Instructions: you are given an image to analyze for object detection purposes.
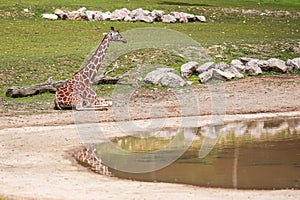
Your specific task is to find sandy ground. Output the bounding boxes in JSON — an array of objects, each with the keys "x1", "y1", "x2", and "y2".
[{"x1": 1, "y1": 75, "x2": 300, "y2": 200}]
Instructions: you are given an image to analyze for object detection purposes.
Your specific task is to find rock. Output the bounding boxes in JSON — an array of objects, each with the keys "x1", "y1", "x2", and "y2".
[
  {"x1": 102, "y1": 11, "x2": 111, "y2": 20},
  {"x1": 240, "y1": 57, "x2": 254, "y2": 65},
  {"x1": 199, "y1": 70, "x2": 213, "y2": 83},
  {"x1": 42, "y1": 14, "x2": 58, "y2": 20},
  {"x1": 225, "y1": 66, "x2": 244, "y2": 79},
  {"x1": 86, "y1": 11, "x2": 103, "y2": 21},
  {"x1": 199, "y1": 69, "x2": 235, "y2": 83},
  {"x1": 64, "y1": 7, "x2": 87, "y2": 20},
  {"x1": 77, "y1": 7, "x2": 87, "y2": 13},
  {"x1": 267, "y1": 58, "x2": 287, "y2": 73},
  {"x1": 196, "y1": 15, "x2": 206, "y2": 22},
  {"x1": 124, "y1": 15, "x2": 133, "y2": 22},
  {"x1": 151, "y1": 10, "x2": 165, "y2": 21},
  {"x1": 160, "y1": 72, "x2": 186, "y2": 87},
  {"x1": 185, "y1": 13, "x2": 196, "y2": 22},
  {"x1": 111, "y1": 8, "x2": 130, "y2": 21},
  {"x1": 215, "y1": 62, "x2": 229, "y2": 71},
  {"x1": 67, "y1": 9, "x2": 88, "y2": 20},
  {"x1": 286, "y1": 58, "x2": 300, "y2": 72},
  {"x1": 257, "y1": 60, "x2": 270, "y2": 72},
  {"x1": 144, "y1": 68, "x2": 186, "y2": 87},
  {"x1": 181, "y1": 61, "x2": 199, "y2": 78},
  {"x1": 141, "y1": 16, "x2": 154, "y2": 23},
  {"x1": 230, "y1": 59, "x2": 245, "y2": 72},
  {"x1": 170, "y1": 12, "x2": 188, "y2": 23},
  {"x1": 130, "y1": 8, "x2": 148, "y2": 21},
  {"x1": 162, "y1": 14, "x2": 177, "y2": 23},
  {"x1": 55, "y1": 9, "x2": 68, "y2": 19},
  {"x1": 196, "y1": 62, "x2": 215, "y2": 74},
  {"x1": 244, "y1": 59, "x2": 262, "y2": 75}
]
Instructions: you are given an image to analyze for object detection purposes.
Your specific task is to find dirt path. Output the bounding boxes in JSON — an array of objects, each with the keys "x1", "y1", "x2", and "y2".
[{"x1": 1, "y1": 75, "x2": 300, "y2": 199}]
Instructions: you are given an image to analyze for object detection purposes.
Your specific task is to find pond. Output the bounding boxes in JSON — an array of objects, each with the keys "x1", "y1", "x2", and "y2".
[{"x1": 95, "y1": 117, "x2": 300, "y2": 189}]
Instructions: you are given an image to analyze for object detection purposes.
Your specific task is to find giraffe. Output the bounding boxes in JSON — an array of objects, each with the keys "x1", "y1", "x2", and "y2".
[{"x1": 55, "y1": 27, "x2": 126, "y2": 110}]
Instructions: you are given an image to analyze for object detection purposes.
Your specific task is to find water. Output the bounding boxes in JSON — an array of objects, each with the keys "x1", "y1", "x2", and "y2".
[{"x1": 96, "y1": 118, "x2": 300, "y2": 189}]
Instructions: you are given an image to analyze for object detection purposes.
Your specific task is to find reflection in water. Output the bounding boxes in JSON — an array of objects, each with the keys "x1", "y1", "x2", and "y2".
[{"x1": 97, "y1": 118, "x2": 300, "y2": 189}]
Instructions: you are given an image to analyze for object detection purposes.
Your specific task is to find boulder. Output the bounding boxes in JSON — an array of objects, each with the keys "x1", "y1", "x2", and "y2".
[
  {"x1": 160, "y1": 72, "x2": 186, "y2": 87},
  {"x1": 199, "y1": 69, "x2": 235, "y2": 83},
  {"x1": 215, "y1": 62, "x2": 229, "y2": 71},
  {"x1": 162, "y1": 14, "x2": 177, "y2": 23},
  {"x1": 181, "y1": 61, "x2": 199, "y2": 78},
  {"x1": 86, "y1": 11, "x2": 103, "y2": 21},
  {"x1": 286, "y1": 58, "x2": 300, "y2": 72},
  {"x1": 102, "y1": 11, "x2": 111, "y2": 20},
  {"x1": 144, "y1": 68, "x2": 186, "y2": 87},
  {"x1": 196, "y1": 62, "x2": 215, "y2": 74},
  {"x1": 110, "y1": 8, "x2": 130, "y2": 21},
  {"x1": 225, "y1": 66, "x2": 244, "y2": 79},
  {"x1": 185, "y1": 13, "x2": 196, "y2": 22},
  {"x1": 170, "y1": 12, "x2": 188, "y2": 23},
  {"x1": 151, "y1": 10, "x2": 165, "y2": 21},
  {"x1": 257, "y1": 60, "x2": 270, "y2": 72},
  {"x1": 267, "y1": 58, "x2": 287, "y2": 73},
  {"x1": 244, "y1": 59, "x2": 262, "y2": 75},
  {"x1": 240, "y1": 57, "x2": 254, "y2": 65},
  {"x1": 42, "y1": 14, "x2": 58, "y2": 20},
  {"x1": 141, "y1": 15, "x2": 154, "y2": 23},
  {"x1": 196, "y1": 15, "x2": 206, "y2": 22},
  {"x1": 55, "y1": 9, "x2": 68, "y2": 19},
  {"x1": 230, "y1": 59, "x2": 245, "y2": 72},
  {"x1": 66, "y1": 7, "x2": 88, "y2": 20},
  {"x1": 131, "y1": 8, "x2": 149, "y2": 21}
]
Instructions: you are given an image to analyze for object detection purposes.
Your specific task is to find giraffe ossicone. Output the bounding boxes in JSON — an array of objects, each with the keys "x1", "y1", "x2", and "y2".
[{"x1": 54, "y1": 27, "x2": 126, "y2": 110}]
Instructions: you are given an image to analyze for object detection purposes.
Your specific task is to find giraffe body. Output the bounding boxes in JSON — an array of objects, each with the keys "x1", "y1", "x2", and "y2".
[{"x1": 55, "y1": 27, "x2": 126, "y2": 110}]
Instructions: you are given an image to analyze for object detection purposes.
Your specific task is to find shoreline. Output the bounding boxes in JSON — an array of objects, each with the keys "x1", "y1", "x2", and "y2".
[{"x1": 1, "y1": 111, "x2": 300, "y2": 199}]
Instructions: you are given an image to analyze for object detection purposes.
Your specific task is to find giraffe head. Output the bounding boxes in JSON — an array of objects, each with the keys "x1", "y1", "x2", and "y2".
[{"x1": 105, "y1": 27, "x2": 127, "y2": 43}]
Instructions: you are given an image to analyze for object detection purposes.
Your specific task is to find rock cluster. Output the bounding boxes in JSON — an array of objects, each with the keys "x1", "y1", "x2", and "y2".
[
  {"x1": 42, "y1": 7, "x2": 206, "y2": 23},
  {"x1": 180, "y1": 57, "x2": 300, "y2": 83}
]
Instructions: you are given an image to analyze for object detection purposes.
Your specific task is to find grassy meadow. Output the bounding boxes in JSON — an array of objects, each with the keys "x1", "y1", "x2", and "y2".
[{"x1": 0, "y1": 0, "x2": 299, "y2": 113}]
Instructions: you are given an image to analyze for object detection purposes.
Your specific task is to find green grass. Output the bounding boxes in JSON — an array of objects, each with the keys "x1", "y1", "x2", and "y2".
[{"x1": 0, "y1": 0, "x2": 299, "y2": 114}]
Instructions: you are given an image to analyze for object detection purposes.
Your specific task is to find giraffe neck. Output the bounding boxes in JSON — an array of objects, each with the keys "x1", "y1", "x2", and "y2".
[{"x1": 79, "y1": 36, "x2": 110, "y2": 83}]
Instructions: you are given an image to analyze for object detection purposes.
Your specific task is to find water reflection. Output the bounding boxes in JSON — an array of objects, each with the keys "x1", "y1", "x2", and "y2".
[{"x1": 97, "y1": 118, "x2": 300, "y2": 189}]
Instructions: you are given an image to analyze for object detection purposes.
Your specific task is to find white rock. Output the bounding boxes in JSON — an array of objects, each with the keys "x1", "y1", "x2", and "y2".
[
  {"x1": 77, "y1": 7, "x2": 87, "y2": 13},
  {"x1": 245, "y1": 59, "x2": 262, "y2": 75},
  {"x1": 230, "y1": 59, "x2": 245, "y2": 72},
  {"x1": 102, "y1": 11, "x2": 111, "y2": 20},
  {"x1": 151, "y1": 10, "x2": 165, "y2": 20},
  {"x1": 55, "y1": 9, "x2": 68, "y2": 19},
  {"x1": 267, "y1": 58, "x2": 287, "y2": 73},
  {"x1": 111, "y1": 8, "x2": 130, "y2": 21},
  {"x1": 170, "y1": 12, "x2": 188, "y2": 23},
  {"x1": 42, "y1": 14, "x2": 58, "y2": 20},
  {"x1": 196, "y1": 15, "x2": 206, "y2": 22},
  {"x1": 162, "y1": 14, "x2": 177, "y2": 23},
  {"x1": 225, "y1": 66, "x2": 244, "y2": 79},
  {"x1": 199, "y1": 68, "x2": 235, "y2": 83},
  {"x1": 196, "y1": 62, "x2": 215, "y2": 74},
  {"x1": 257, "y1": 60, "x2": 270, "y2": 72},
  {"x1": 86, "y1": 11, "x2": 103, "y2": 21},
  {"x1": 141, "y1": 16, "x2": 154, "y2": 23},
  {"x1": 286, "y1": 58, "x2": 300, "y2": 72},
  {"x1": 181, "y1": 61, "x2": 199, "y2": 78},
  {"x1": 215, "y1": 62, "x2": 229, "y2": 71}
]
